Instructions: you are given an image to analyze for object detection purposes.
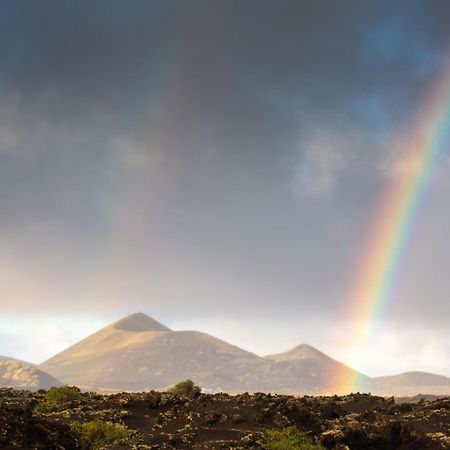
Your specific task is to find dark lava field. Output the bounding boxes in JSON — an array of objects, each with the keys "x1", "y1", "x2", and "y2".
[{"x1": 0, "y1": 388, "x2": 449, "y2": 449}]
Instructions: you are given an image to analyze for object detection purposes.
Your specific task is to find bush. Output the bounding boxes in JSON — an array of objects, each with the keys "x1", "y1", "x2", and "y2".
[
  {"x1": 46, "y1": 385, "x2": 83, "y2": 404},
  {"x1": 71, "y1": 420, "x2": 130, "y2": 450},
  {"x1": 264, "y1": 426, "x2": 324, "y2": 450},
  {"x1": 34, "y1": 385, "x2": 83, "y2": 413},
  {"x1": 167, "y1": 379, "x2": 201, "y2": 397}
]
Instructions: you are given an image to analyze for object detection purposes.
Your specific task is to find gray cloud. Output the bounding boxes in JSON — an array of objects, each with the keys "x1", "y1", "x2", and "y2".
[{"x1": 294, "y1": 126, "x2": 362, "y2": 194}]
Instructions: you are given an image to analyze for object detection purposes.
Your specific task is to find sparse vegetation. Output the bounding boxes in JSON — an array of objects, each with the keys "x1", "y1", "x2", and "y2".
[
  {"x1": 264, "y1": 426, "x2": 324, "y2": 450},
  {"x1": 34, "y1": 385, "x2": 83, "y2": 413},
  {"x1": 2, "y1": 388, "x2": 448, "y2": 449},
  {"x1": 167, "y1": 379, "x2": 201, "y2": 397},
  {"x1": 71, "y1": 420, "x2": 130, "y2": 450},
  {"x1": 46, "y1": 385, "x2": 83, "y2": 403}
]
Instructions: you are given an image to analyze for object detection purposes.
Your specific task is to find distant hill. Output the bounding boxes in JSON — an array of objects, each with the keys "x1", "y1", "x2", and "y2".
[
  {"x1": 368, "y1": 371, "x2": 450, "y2": 396},
  {"x1": 39, "y1": 313, "x2": 450, "y2": 396},
  {"x1": 0, "y1": 358, "x2": 62, "y2": 390}
]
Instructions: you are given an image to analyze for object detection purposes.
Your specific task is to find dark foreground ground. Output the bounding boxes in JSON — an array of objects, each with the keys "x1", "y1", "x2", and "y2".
[{"x1": 0, "y1": 388, "x2": 449, "y2": 449}]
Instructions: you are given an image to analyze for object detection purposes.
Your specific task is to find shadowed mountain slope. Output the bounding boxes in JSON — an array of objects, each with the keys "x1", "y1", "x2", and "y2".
[{"x1": 0, "y1": 358, "x2": 61, "y2": 390}]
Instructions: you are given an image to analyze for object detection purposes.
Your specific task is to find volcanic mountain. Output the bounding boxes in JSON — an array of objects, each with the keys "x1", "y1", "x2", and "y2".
[
  {"x1": 39, "y1": 313, "x2": 450, "y2": 395},
  {"x1": 40, "y1": 313, "x2": 271, "y2": 392},
  {"x1": 265, "y1": 344, "x2": 367, "y2": 394},
  {"x1": 40, "y1": 313, "x2": 365, "y2": 393},
  {"x1": 0, "y1": 357, "x2": 61, "y2": 390}
]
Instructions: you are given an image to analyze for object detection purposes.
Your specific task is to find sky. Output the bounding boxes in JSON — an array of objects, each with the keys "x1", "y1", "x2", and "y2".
[{"x1": 0, "y1": 0, "x2": 449, "y2": 377}]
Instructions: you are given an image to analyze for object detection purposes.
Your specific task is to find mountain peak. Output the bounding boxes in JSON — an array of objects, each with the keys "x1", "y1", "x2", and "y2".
[
  {"x1": 265, "y1": 343, "x2": 331, "y2": 361},
  {"x1": 289, "y1": 344, "x2": 328, "y2": 359},
  {"x1": 111, "y1": 313, "x2": 171, "y2": 332}
]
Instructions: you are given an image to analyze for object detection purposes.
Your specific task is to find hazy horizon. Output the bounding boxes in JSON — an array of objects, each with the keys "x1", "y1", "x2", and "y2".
[{"x1": 0, "y1": 1, "x2": 449, "y2": 378}]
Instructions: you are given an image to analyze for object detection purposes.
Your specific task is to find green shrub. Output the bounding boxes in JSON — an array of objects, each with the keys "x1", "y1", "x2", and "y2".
[
  {"x1": 264, "y1": 426, "x2": 324, "y2": 450},
  {"x1": 46, "y1": 385, "x2": 83, "y2": 404},
  {"x1": 34, "y1": 385, "x2": 83, "y2": 413},
  {"x1": 167, "y1": 379, "x2": 201, "y2": 397},
  {"x1": 71, "y1": 420, "x2": 130, "y2": 450}
]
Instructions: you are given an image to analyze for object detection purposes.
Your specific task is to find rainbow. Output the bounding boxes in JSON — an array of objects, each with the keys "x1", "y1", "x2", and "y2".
[{"x1": 337, "y1": 62, "x2": 450, "y2": 393}]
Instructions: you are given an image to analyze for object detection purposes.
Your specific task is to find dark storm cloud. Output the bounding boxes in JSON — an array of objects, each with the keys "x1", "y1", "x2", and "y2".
[
  {"x1": 0, "y1": 1, "x2": 181, "y2": 115},
  {"x1": 0, "y1": 0, "x2": 450, "y2": 329}
]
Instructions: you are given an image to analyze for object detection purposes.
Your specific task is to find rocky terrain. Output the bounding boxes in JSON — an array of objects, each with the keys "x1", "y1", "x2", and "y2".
[
  {"x1": 39, "y1": 313, "x2": 450, "y2": 396},
  {"x1": 0, "y1": 387, "x2": 448, "y2": 449}
]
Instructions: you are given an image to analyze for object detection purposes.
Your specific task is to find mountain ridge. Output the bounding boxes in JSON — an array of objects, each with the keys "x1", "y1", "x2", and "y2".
[{"x1": 38, "y1": 313, "x2": 450, "y2": 395}]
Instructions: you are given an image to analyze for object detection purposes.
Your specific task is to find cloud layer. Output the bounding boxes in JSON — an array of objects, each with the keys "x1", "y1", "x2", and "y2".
[{"x1": 0, "y1": 1, "x2": 449, "y2": 374}]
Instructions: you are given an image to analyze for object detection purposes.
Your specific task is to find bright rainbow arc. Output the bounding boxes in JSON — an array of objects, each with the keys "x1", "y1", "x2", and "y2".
[{"x1": 339, "y1": 63, "x2": 450, "y2": 393}]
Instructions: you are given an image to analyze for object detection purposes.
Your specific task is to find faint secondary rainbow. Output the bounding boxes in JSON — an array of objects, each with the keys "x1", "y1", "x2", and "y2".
[{"x1": 336, "y1": 62, "x2": 450, "y2": 393}]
